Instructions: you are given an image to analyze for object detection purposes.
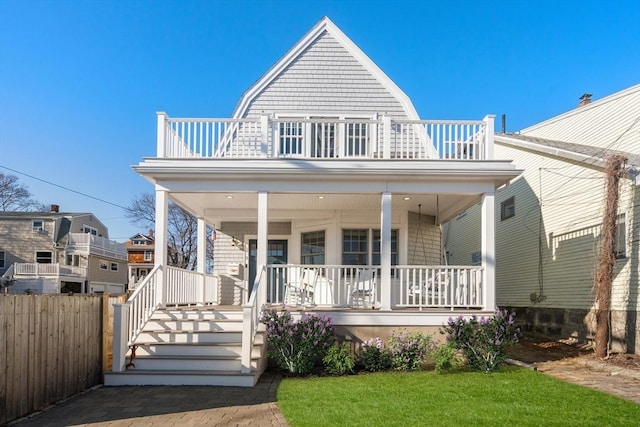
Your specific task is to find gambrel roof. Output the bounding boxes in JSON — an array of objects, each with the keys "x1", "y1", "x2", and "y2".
[{"x1": 232, "y1": 16, "x2": 420, "y2": 120}]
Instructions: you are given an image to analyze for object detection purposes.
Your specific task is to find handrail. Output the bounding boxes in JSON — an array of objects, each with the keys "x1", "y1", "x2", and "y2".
[
  {"x1": 241, "y1": 264, "x2": 265, "y2": 373},
  {"x1": 126, "y1": 264, "x2": 162, "y2": 345}
]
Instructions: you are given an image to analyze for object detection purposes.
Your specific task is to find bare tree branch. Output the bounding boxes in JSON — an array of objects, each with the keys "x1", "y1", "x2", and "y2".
[{"x1": 0, "y1": 172, "x2": 44, "y2": 212}]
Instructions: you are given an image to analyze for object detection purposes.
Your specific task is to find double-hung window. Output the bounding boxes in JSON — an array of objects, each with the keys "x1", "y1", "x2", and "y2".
[
  {"x1": 342, "y1": 229, "x2": 398, "y2": 266},
  {"x1": 301, "y1": 231, "x2": 325, "y2": 265},
  {"x1": 36, "y1": 251, "x2": 52, "y2": 264}
]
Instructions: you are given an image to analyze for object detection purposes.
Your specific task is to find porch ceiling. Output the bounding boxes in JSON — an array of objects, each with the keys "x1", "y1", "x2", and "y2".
[{"x1": 169, "y1": 192, "x2": 480, "y2": 224}]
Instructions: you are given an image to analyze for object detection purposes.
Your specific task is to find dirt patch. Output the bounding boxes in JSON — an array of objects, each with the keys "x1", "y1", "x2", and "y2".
[{"x1": 507, "y1": 334, "x2": 640, "y2": 371}]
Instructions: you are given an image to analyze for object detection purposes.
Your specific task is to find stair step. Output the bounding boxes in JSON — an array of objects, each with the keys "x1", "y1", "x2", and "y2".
[
  {"x1": 145, "y1": 319, "x2": 243, "y2": 332},
  {"x1": 133, "y1": 342, "x2": 264, "y2": 357},
  {"x1": 104, "y1": 368, "x2": 263, "y2": 387},
  {"x1": 154, "y1": 308, "x2": 244, "y2": 321},
  {"x1": 130, "y1": 354, "x2": 260, "y2": 371},
  {"x1": 136, "y1": 330, "x2": 260, "y2": 344}
]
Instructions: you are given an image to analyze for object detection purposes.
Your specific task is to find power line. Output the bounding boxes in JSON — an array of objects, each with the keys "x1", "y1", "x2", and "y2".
[{"x1": 0, "y1": 164, "x2": 128, "y2": 210}]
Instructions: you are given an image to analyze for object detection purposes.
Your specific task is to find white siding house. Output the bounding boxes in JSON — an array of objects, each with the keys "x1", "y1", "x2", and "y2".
[
  {"x1": 445, "y1": 84, "x2": 640, "y2": 353},
  {"x1": 107, "y1": 17, "x2": 521, "y2": 387}
]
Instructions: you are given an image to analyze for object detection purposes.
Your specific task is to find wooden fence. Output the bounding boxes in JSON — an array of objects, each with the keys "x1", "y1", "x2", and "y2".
[{"x1": 0, "y1": 293, "x2": 126, "y2": 425}]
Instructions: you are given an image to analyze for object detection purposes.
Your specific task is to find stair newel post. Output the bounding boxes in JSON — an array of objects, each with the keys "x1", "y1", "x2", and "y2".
[
  {"x1": 241, "y1": 305, "x2": 253, "y2": 373},
  {"x1": 112, "y1": 303, "x2": 130, "y2": 372}
]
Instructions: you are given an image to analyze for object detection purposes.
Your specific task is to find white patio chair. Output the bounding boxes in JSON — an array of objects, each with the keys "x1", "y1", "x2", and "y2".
[
  {"x1": 284, "y1": 267, "x2": 318, "y2": 306},
  {"x1": 350, "y1": 268, "x2": 376, "y2": 308}
]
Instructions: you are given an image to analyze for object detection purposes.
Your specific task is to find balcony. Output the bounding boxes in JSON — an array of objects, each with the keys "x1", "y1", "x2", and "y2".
[
  {"x1": 67, "y1": 233, "x2": 128, "y2": 261},
  {"x1": 14, "y1": 263, "x2": 86, "y2": 278},
  {"x1": 158, "y1": 114, "x2": 494, "y2": 161}
]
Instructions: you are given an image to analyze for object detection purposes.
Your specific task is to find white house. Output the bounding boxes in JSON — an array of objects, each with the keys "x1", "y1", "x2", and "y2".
[
  {"x1": 445, "y1": 85, "x2": 640, "y2": 353},
  {"x1": 106, "y1": 17, "x2": 521, "y2": 387}
]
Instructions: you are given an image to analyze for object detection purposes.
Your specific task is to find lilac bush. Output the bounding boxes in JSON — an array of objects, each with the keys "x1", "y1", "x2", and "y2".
[
  {"x1": 259, "y1": 307, "x2": 335, "y2": 374},
  {"x1": 359, "y1": 337, "x2": 391, "y2": 372},
  {"x1": 442, "y1": 308, "x2": 521, "y2": 372},
  {"x1": 387, "y1": 330, "x2": 434, "y2": 371}
]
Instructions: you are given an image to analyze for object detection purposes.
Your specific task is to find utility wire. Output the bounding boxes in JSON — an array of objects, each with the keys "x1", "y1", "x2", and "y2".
[{"x1": 0, "y1": 164, "x2": 128, "y2": 210}]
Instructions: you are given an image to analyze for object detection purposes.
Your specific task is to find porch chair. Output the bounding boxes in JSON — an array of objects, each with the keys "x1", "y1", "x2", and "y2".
[
  {"x1": 350, "y1": 268, "x2": 376, "y2": 308},
  {"x1": 284, "y1": 267, "x2": 319, "y2": 306}
]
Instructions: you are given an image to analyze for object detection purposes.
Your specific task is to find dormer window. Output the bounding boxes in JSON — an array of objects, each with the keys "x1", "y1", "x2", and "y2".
[
  {"x1": 82, "y1": 225, "x2": 98, "y2": 235},
  {"x1": 133, "y1": 239, "x2": 146, "y2": 245},
  {"x1": 32, "y1": 220, "x2": 44, "y2": 233}
]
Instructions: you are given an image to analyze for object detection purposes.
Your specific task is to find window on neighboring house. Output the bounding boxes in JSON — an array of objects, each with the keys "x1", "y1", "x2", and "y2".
[
  {"x1": 0, "y1": 250, "x2": 5, "y2": 269},
  {"x1": 110, "y1": 262, "x2": 118, "y2": 271},
  {"x1": 66, "y1": 254, "x2": 80, "y2": 267},
  {"x1": 134, "y1": 239, "x2": 146, "y2": 245},
  {"x1": 501, "y1": 196, "x2": 515, "y2": 221},
  {"x1": 82, "y1": 225, "x2": 98, "y2": 235},
  {"x1": 614, "y1": 214, "x2": 627, "y2": 259},
  {"x1": 144, "y1": 250, "x2": 152, "y2": 261},
  {"x1": 32, "y1": 220, "x2": 44, "y2": 233},
  {"x1": 99, "y1": 260, "x2": 108, "y2": 270},
  {"x1": 301, "y1": 231, "x2": 325, "y2": 265},
  {"x1": 36, "y1": 251, "x2": 52, "y2": 264},
  {"x1": 342, "y1": 229, "x2": 399, "y2": 266}
]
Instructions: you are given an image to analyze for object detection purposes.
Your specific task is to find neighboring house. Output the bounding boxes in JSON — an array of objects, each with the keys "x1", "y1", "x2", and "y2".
[
  {"x1": 0, "y1": 205, "x2": 128, "y2": 294},
  {"x1": 107, "y1": 17, "x2": 521, "y2": 386},
  {"x1": 445, "y1": 85, "x2": 640, "y2": 353},
  {"x1": 125, "y1": 230, "x2": 155, "y2": 288}
]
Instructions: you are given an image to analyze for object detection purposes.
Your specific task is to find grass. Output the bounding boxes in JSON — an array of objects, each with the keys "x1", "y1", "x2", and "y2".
[{"x1": 277, "y1": 367, "x2": 640, "y2": 427}]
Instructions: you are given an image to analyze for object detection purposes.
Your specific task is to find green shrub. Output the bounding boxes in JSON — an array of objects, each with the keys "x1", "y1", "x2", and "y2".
[
  {"x1": 432, "y1": 343, "x2": 461, "y2": 373},
  {"x1": 323, "y1": 342, "x2": 356, "y2": 375},
  {"x1": 387, "y1": 330, "x2": 433, "y2": 371},
  {"x1": 359, "y1": 337, "x2": 391, "y2": 372},
  {"x1": 442, "y1": 308, "x2": 521, "y2": 372},
  {"x1": 260, "y1": 307, "x2": 335, "y2": 374}
]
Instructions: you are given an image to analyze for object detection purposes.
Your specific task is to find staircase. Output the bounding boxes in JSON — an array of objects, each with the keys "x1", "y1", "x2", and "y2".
[{"x1": 104, "y1": 306, "x2": 267, "y2": 387}]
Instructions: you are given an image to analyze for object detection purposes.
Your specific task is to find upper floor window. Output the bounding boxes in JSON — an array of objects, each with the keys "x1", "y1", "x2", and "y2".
[
  {"x1": 614, "y1": 214, "x2": 626, "y2": 259},
  {"x1": 0, "y1": 250, "x2": 5, "y2": 269},
  {"x1": 66, "y1": 254, "x2": 80, "y2": 267},
  {"x1": 82, "y1": 225, "x2": 98, "y2": 235},
  {"x1": 36, "y1": 251, "x2": 52, "y2": 264},
  {"x1": 99, "y1": 260, "x2": 108, "y2": 270},
  {"x1": 144, "y1": 250, "x2": 152, "y2": 261},
  {"x1": 301, "y1": 231, "x2": 325, "y2": 265},
  {"x1": 501, "y1": 196, "x2": 515, "y2": 221},
  {"x1": 32, "y1": 220, "x2": 44, "y2": 233},
  {"x1": 110, "y1": 262, "x2": 119, "y2": 271}
]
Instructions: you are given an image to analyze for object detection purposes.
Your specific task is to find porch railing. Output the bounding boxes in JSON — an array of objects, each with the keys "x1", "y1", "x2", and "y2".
[
  {"x1": 158, "y1": 113, "x2": 493, "y2": 161},
  {"x1": 13, "y1": 262, "x2": 87, "y2": 278},
  {"x1": 112, "y1": 265, "x2": 220, "y2": 372},
  {"x1": 67, "y1": 233, "x2": 128, "y2": 260},
  {"x1": 265, "y1": 264, "x2": 483, "y2": 310}
]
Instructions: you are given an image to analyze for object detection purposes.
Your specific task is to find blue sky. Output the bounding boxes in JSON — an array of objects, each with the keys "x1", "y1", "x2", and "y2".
[{"x1": 0, "y1": 0, "x2": 638, "y2": 241}]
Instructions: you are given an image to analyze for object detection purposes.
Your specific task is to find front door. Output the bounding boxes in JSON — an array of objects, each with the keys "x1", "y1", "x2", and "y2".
[{"x1": 248, "y1": 240, "x2": 288, "y2": 296}]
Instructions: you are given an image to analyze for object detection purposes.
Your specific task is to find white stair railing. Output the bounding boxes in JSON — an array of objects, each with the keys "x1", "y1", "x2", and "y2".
[{"x1": 241, "y1": 265, "x2": 265, "y2": 373}]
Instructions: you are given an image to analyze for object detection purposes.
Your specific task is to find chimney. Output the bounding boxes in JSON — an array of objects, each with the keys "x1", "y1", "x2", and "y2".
[
  {"x1": 148, "y1": 229, "x2": 154, "y2": 239},
  {"x1": 578, "y1": 93, "x2": 592, "y2": 107},
  {"x1": 50, "y1": 204, "x2": 59, "y2": 213}
]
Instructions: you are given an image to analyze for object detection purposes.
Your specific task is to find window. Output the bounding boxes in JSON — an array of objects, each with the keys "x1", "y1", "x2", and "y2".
[
  {"x1": 110, "y1": 262, "x2": 118, "y2": 271},
  {"x1": 66, "y1": 254, "x2": 80, "y2": 266},
  {"x1": 144, "y1": 250, "x2": 152, "y2": 261},
  {"x1": 134, "y1": 239, "x2": 146, "y2": 245},
  {"x1": 82, "y1": 225, "x2": 98, "y2": 235},
  {"x1": 36, "y1": 251, "x2": 52, "y2": 264},
  {"x1": 301, "y1": 231, "x2": 325, "y2": 265},
  {"x1": 32, "y1": 220, "x2": 44, "y2": 233},
  {"x1": 343, "y1": 229, "x2": 399, "y2": 266},
  {"x1": 342, "y1": 229, "x2": 369, "y2": 265},
  {"x1": 99, "y1": 260, "x2": 108, "y2": 270},
  {"x1": 0, "y1": 250, "x2": 5, "y2": 269},
  {"x1": 614, "y1": 214, "x2": 627, "y2": 259},
  {"x1": 372, "y1": 229, "x2": 398, "y2": 266},
  {"x1": 501, "y1": 196, "x2": 515, "y2": 221}
]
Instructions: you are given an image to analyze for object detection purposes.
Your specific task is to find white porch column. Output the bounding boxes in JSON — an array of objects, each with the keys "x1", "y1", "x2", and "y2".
[
  {"x1": 380, "y1": 192, "x2": 392, "y2": 311},
  {"x1": 481, "y1": 191, "x2": 496, "y2": 311},
  {"x1": 257, "y1": 191, "x2": 268, "y2": 305},
  {"x1": 197, "y1": 217, "x2": 207, "y2": 304},
  {"x1": 155, "y1": 187, "x2": 168, "y2": 304}
]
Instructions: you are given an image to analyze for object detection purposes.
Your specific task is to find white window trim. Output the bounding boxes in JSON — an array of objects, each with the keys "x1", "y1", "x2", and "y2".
[
  {"x1": 144, "y1": 250, "x2": 152, "y2": 261},
  {"x1": 32, "y1": 220, "x2": 45, "y2": 233},
  {"x1": 110, "y1": 262, "x2": 119, "y2": 272},
  {"x1": 35, "y1": 250, "x2": 53, "y2": 264},
  {"x1": 82, "y1": 225, "x2": 98, "y2": 235}
]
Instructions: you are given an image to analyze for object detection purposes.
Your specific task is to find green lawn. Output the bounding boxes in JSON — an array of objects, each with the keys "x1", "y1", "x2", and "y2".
[{"x1": 277, "y1": 367, "x2": 639, "y2": 427}]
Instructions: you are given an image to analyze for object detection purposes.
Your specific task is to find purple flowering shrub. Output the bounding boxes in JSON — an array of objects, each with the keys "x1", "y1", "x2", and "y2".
[
  {"x1": 359, "y1": 337, "x2": 391, "y2": 372},
  {"x1": 259, "y1": 307, "x2": 335, "y2": 374},
  {"x1": 442, "y1": 308, "x2": 521, "y2": 372},
  {"x1": 387, "y1": 330, "x2": 434, "y2": 371}
]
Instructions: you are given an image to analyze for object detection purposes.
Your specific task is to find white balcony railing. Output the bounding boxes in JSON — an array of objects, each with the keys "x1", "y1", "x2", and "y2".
[
  {"x1": 67, "y1": 233, "x2": 128, "y2": 260},
  {"x1": 158, "y1": 114, "x2": 494, "y2": 161},
  {"x1": 264, "y1": 264, "x2": 483, "y2": 310},
  {"x1": 14, "y1": 263, "x2": 87, "y2": 278}
]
